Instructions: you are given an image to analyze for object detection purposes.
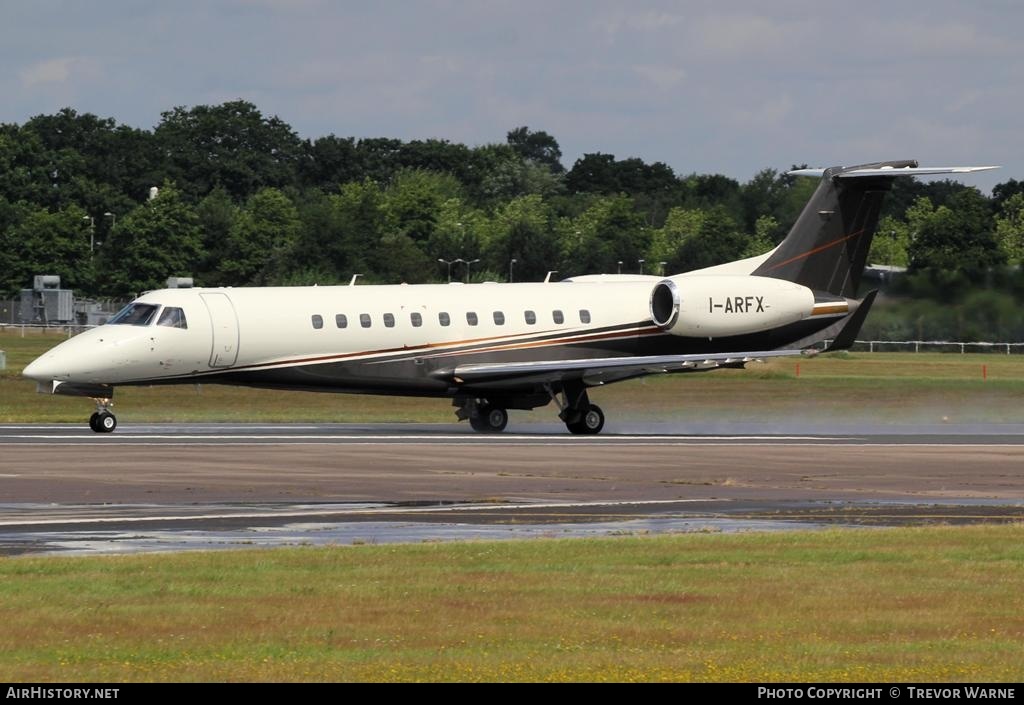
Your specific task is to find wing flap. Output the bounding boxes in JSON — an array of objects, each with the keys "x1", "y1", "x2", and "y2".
[{"x1": 436, "y1": 349, "x2": 805, "y2": 388}]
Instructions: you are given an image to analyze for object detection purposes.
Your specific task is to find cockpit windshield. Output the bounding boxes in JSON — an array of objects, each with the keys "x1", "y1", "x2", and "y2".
[
  {"x1": 108, "y1": 303, "x2": 160, "y2": 326},
  {"x1": 157, "y1": 306, "x2": 188, "y2": 329}
]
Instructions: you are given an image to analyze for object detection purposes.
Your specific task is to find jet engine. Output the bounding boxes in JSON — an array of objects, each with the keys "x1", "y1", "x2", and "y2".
[{"x1": 649, "y1": 276, "x2": 815, "y2": 338}]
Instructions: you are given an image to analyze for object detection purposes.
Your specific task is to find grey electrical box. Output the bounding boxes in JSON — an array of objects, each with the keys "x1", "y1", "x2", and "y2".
[
  {"x1": 74, "y1": 300, "x2": 112, "y2": 326},
  {"x1": 166, "y1": 277, "x2": 194, "y2": 289},
  {"x1": 18, "y1": 275, "x2": 75, "y2": 324}
]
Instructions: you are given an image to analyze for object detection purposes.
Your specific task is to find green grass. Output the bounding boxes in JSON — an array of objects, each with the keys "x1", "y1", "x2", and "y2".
[
  {"x1": 1, "y1": 526, "x2": 1022, "y2": 682},
  {"x1": 3, "y1": 331, "x2": 1024, "y2": 424}
]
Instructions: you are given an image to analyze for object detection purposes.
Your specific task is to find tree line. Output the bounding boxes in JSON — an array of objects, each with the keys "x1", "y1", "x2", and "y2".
[{"x1": 1, "y1": 101, "x2": 1023, "y2": 305}]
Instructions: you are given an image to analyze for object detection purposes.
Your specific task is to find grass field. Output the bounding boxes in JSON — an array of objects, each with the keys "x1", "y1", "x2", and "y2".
[
  {"x1": 1, "y1": 526, "x2": 1022, "y2": 682},
  {"x1": 3, "y1": 332, "x2": 1023, "y2": 682},
  {"x1": 3, "y1": 330, "x2": 1024, "y2": 424}
]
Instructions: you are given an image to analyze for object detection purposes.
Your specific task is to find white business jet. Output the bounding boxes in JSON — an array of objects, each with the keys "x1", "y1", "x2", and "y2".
[{"x1": 23, "y1": 161, "x2": 996, "y2": 434}]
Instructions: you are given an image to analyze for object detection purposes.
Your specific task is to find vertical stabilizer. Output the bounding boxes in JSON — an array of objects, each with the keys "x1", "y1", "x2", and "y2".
[{"x1": 752, "y1": 160, "x2": 916, "y2": 297}]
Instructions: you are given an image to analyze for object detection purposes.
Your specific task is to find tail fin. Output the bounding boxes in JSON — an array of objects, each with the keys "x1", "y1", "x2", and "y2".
[{"x1": 752, "y1": 160, "x2": 998, "y2": 297}]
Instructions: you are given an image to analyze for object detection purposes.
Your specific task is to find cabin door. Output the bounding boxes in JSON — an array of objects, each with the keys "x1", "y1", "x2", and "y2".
[{"x1": 201, "y1": 292, "x2": 240, "y2": 367}]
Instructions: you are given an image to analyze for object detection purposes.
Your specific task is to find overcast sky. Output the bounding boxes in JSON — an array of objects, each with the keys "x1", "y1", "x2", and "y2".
[{"x1": 2, "y1": 1, "x2": 1020, "y2": 192}]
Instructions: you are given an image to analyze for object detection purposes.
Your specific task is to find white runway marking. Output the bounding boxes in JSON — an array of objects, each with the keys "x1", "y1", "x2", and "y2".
[
  {"x1": 0, "y1": 498, "x2": 711, "y2": 528},
  {"x1": 2, "y1": 437, "x2": 1022, "y2": 449},
  {"x1": 2, "y1": 433, "x2": 845, "y2": 441}
]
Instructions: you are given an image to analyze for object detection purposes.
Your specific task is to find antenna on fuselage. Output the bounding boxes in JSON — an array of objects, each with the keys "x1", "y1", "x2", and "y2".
[
  {"x1": 544, "y1": 271, "x2": 558, "y2": 283},
  {"x1": 349, "y1": 274, "x2": 362, "y2": 286}
]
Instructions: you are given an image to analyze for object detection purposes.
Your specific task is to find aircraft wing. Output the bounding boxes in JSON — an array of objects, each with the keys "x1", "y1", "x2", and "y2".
[{"x1": 438, "y1": 349, "x2": 805, "y2": 388}]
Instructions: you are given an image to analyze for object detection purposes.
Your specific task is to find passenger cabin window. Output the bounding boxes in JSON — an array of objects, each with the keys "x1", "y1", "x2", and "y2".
[
  {"x1": 360, "y1": 313, "x2": 371, "y2": 328},
  {"x1": 524, "y1": 310, "x2": 536, "y2": 325},
  {"x1": 439, "y1": 312, "x2": 451, "y2": 326},
  {"x1": 552, "y1": 310, "x2": 564, "y2": 324},
  {"x1": 311, "y1": 315, "x2": 324, "y2": 329},
  {"x1": 336, "y1": 314, "x2": 348, "y2": 329},
  {"x1": 466, "y1": 312, "x2": 478, "y2": 326},
  {"x1": 383, "y1": 313, "x2": 395, "y2": 328},
  {"x1": 157, "y1": 307, "x2": 188, "y2": 329},
  {"x1": 579, "y1": 309, "x2": 591, "y2": 324},
  {"x1": 109, "y1": 302, "x2": 159, "y2": 326},
  {"x1": 493, "y1": 311, "x2": 505, "y2": 325},
  {"x1": 410, "y1": 312, "x2": 423, "y2": 327}
]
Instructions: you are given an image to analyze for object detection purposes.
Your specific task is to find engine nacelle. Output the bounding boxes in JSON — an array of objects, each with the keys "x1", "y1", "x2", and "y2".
[{"x1": 649, "y1": 276, "x2": 815, "y2": 338}]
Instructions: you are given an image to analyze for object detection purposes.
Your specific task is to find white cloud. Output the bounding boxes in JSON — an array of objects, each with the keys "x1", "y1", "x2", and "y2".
[
  {"x1": 691, "y1": 13, "x2": 819, "y2": 56},
  {"x1": 729, "y1": 94, "x2": 795, "y2": 129},
  {"x1": 865, "y1": 19, "x2": 1015, "y2": 58},
  {"x1": 19, "y1": 57, "x2": 100, "y2": 88},
  {"x1": 632, "y1": 64, "x2": 687, "y2": 90},
  {"x1": 592, "y1": 9, "x2": 685, "y2": 41}
]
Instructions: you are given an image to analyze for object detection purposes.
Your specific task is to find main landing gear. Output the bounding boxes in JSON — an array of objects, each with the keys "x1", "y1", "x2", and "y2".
[
  {"x1": 466, "y1": 399, "x2": 509, "y2": 432},
  {"x1": 565, "y1": 404, "x2": 605, "y2": 435},
  {"x1": 456, "y1": 381, "x2": 606, "y2": 435},
  {"x1": 88, "y1": 398, "x2": 117, "y2": 433},
  {"x1": 549, "y1": 380, "x2": 604, "y2": 435}
]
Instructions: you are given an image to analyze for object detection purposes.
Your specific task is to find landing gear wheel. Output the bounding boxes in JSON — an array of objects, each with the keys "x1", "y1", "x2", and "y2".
[
  {"x1": 470, "y1": 405, "x2": 508, "y2": 433},
  {"x1": 93, "y1": 411, "x2": 117, "y2": 434},
  {"x1": 567, "y1": 404, "x2": 604, "y2": 435}
]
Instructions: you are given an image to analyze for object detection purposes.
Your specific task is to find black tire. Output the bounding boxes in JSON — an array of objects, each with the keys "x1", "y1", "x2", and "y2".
[
  {"x1": 88, "y1": 412, "x2": 100, "y2": 433},
  {"x1": 96, "y1": 412, "x2": 117, "y2": 434},
  {"x1": 471, "y1": 405, "x2": 508, "y2": 433},
  {"x1": 566, "y1": 404, "x2": 604, "y2": 435}
]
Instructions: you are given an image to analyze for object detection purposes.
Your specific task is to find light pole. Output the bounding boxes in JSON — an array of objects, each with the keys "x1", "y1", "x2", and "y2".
[
  {"x1": 659, "y1": 261, "x2": 667, "y2": 276},
  {"x1": 509, "y1": 258, "x2": 517, "y2": 283},
  {"x1": 438, "y1": 258, "x2": 457, "y2": 283},
  {"x1": 82, "y1": 216, "x2": 95, "y2": 252},
  {"x1": 101, "y1": 211, "x2": 114, "y2": 251},
  {"x1": 464, "y1": 258, "x2": 480, "y2": 283},
  {"x1": 617, "y1": 260, "x2": 622, "y2": 274},
  {"x1": 638, "y1": 258, "x2": 645, "y2": 274}
]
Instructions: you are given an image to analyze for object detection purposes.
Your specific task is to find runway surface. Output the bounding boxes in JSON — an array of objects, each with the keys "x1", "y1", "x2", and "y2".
[{"x1": 2, "y1": 422, "x2": 1023, "y2": 556}]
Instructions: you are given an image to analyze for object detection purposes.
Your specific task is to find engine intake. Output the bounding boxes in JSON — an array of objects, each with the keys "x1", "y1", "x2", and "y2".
[{"x1": 650, "y1": 279, "x2": 681, "y2": 329}]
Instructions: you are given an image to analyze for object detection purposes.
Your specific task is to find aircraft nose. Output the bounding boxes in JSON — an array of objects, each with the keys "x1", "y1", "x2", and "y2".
[
  {"x1": 23, "y1": 351, "x2": 70, "y2": 382},
  {"x1": 22, "y1": 334, "x2": 104, "y2": 383},
  {"x1": 22, "y1": 356, "x2": 46, "y2": 381}
]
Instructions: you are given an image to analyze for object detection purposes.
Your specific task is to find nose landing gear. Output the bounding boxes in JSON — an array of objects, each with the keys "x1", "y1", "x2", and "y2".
[{"x1": 88, "y1": 399, "x2": 117, "y2": 433}]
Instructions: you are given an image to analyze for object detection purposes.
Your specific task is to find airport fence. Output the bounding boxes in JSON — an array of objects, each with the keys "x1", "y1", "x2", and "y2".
[
  {"x1": 0, "y1": 297, "x2": 128, "y2": 329},
  {"x1": 838, "y1": 340, "x2": 1024, "y2": 354},
  {"x1": 0, "y1": 323, "x2": 93, "y2": 338}
]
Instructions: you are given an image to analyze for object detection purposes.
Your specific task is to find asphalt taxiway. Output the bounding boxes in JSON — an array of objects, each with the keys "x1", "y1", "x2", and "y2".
[{"x1": 1, "y1": 422, "x2": 1022, "y2": 555}]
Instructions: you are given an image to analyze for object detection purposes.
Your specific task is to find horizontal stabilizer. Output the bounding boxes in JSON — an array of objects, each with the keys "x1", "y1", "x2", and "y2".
[{"x1": 788, "y1": 165, "x2": 999, "y2": 178}]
